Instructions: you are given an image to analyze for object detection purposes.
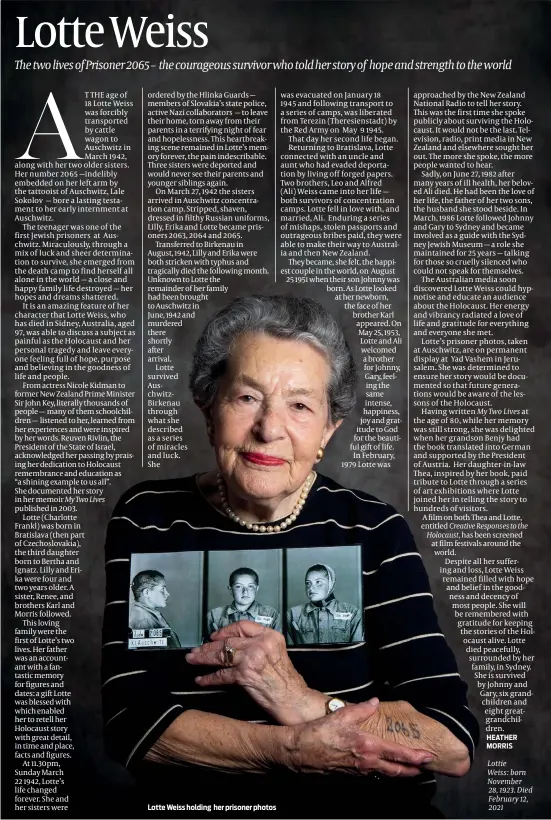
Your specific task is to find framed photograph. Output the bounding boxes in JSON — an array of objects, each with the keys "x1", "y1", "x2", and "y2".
[
  {"x1": 128, "y1": 551, "x2": 204, "y2": 649},
  {"x1": 205, "y1": 548, "x2": 283, "y2": 640},
  {"x1": 285, "y1": 545, "x2": 364, "y2": 646}
]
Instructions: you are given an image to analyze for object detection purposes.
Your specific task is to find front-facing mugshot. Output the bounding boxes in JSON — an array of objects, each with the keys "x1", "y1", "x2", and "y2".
[{"x1": 206, "y1": 566, "x2": 282, "y2": 635}]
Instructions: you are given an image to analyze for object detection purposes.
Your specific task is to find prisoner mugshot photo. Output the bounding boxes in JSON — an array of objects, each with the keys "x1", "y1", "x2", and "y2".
[{"x1": 127, "y1": 545, "x2": 363, "y2": 650}]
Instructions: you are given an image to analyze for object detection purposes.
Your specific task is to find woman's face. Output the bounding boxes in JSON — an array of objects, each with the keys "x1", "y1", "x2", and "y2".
[
  {"x1": 305, "y1": 570, "x2": 330, "y2": 602},
  {"x1": 208, "y1": 333, "x2": 341, "y2": 505},
  {"x1": 230, "y1": 574, "x2": 258, "y2": 608},
  {"x1": 144, "y1": 581, "x2": 169, "y2": 610}
]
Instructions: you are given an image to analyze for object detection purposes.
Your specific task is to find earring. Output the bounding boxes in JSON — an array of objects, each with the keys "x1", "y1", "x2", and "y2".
[{"x1": 316, "y1": 447, "x2": 325, "y2": 461}]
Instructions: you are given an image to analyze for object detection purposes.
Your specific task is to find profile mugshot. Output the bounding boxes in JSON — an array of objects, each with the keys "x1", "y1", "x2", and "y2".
[
  {"x1": 287, "y1": 563, "x2": 363, "y2": 645},
  {"x1": 129, "y1": 570, "x2": 181, "y2": 649},
  {"x1": 206, "y1": 566, "x2": 282, "y2": 635}
]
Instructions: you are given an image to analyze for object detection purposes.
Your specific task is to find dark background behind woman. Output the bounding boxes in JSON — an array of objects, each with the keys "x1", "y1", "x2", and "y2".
[
  {"x1": 101, "y1": 294, "x2": 475, "y2": 818},
  {"x1": 2, "y1": 2, "x2": 549, "y2": 819}
]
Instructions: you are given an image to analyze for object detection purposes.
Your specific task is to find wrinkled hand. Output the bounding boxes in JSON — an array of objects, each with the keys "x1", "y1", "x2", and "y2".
[
  {"x1": 186, "y1": 622, "x2": 310, "y2": 722},
  {"x1": 288, "y1": 701, "x2": 434, "y2": 777},
  {"x1": 359, "y1": 700, "x2": 471, "y2": 777},
  {"x1": 186, "y1": 626, "x2": 434, "y2": 776}
]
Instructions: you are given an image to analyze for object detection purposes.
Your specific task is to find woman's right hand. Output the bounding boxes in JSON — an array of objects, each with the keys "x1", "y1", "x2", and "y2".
[{"x1": 286, "y1": 700, "x2": 434, "y2": 777}]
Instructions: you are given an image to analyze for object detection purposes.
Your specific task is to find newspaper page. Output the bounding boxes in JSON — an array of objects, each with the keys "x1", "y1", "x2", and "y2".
[{"x1": 2, "y1": 0, "x2": 550, "y2": 818}]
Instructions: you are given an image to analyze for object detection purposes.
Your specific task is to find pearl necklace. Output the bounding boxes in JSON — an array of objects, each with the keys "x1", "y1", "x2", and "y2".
[{"x1": 216, "y1": 471, "x2": 315, "y2": 533}]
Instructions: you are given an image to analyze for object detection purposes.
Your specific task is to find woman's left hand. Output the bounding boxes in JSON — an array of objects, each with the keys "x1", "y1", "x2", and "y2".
[{"x1": 186, "y1": 622, "x2": 328, "y2": 724}]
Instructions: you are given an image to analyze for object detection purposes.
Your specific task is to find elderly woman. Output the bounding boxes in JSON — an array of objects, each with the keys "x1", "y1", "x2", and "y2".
[{"x1": 102, "y1": 295, "x2": 478, "y2": 819}]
